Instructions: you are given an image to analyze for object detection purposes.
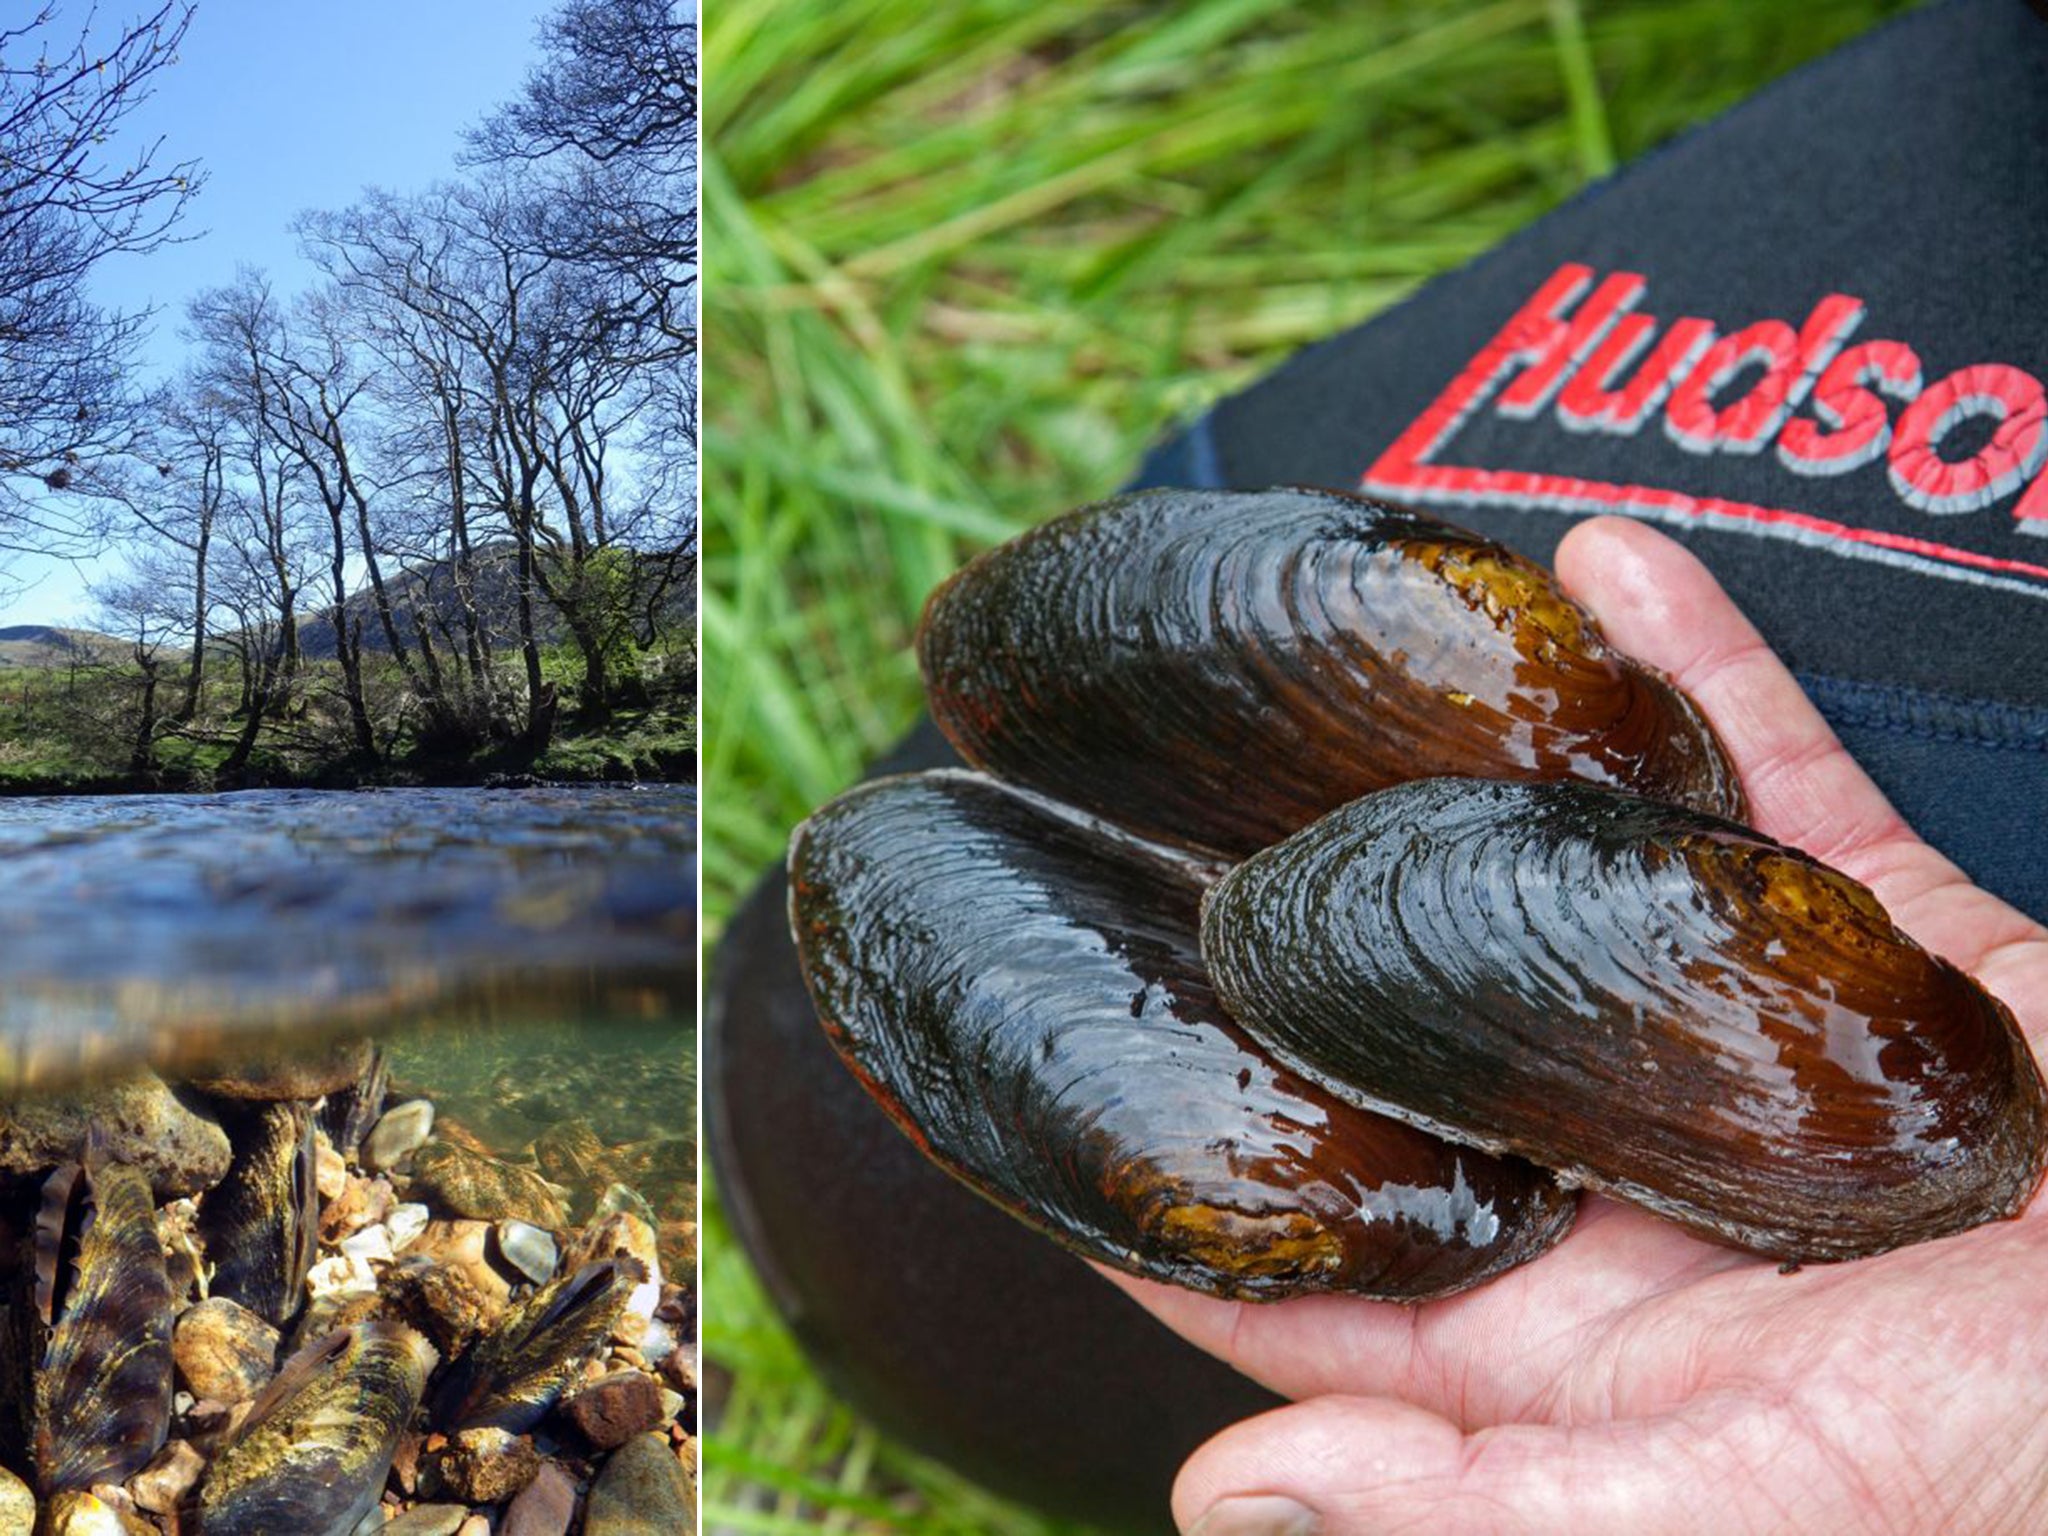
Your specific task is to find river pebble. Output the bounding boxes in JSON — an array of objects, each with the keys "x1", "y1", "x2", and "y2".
[
  {"x1": 173, "y1": 1298, "x2": 278, "y2": 1404},
  {"x1": 127, "y1": 1439, "x2": 205, "y2": 1516},
  {"x1": 562, "y1": 1369, "x2": 664, "y2": 1450},
  {"x1": 42, "y1": 1490, "x2": 152, "y2": 1535},
  {"x1": 501, "y1": 1462, "x2": 577, "y2": 1536},
  {"x1": 387, "y1": 1201, "x2": 430, "y2": 1251},
  {"x1": 411, "y1": 1141, "x2": 568, "y2": 1227},
  {"x1": 342, "y1": 1222, "x2": 397, "y2": 1264},
  {"x1": 379, "y1": 1504, "x2": 471, "y2": 1535},
  {"x1": 0, "y1": 1467, "x2": 33, "y2": 1531},
  {"x1": 584, "y1": 1432, "x2": 694, "y2": 1536},
  {"x1": 0, "y1": 1074, "x2": 230, "y2": 1198},
  {"x1": 365, "y1": 1100, "x2": 436, "y2": 1170},
  {"x1": 425, "y1": 1428, "x2": 542, "y2": 1504},
  {"x1": 496, "y1": 1220, "x2": 559, "y2": 1284}
]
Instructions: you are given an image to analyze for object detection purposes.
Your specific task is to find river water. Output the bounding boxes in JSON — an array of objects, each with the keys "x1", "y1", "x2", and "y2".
[{"x1": 0, "y1": 783, "x2": 697, "y2": 1254}]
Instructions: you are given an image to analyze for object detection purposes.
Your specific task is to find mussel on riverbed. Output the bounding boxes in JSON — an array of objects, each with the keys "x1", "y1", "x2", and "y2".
[
  {"x1": 788, "y1": 771, "x2": 1576, "y2": 1300},
  {"x1": 1201, "y1": 778, "x2": 2048, "y2": 1262},
  {"x1": 918, "y1": 486, "x2": 1746, "y2": 860},
  {"x1": 193, "y1": 1321, "x2": 436, "y2": 1536},
  {"x1": 23, "y1": 1160, "x2": 174, "y2": 1495}
]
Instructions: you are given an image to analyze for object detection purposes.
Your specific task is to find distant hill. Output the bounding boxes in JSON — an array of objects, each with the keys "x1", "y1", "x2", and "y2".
[
  {"x1": 296, "y1": 542, "x2": 692, "y2": 661},
  {"x1": 0, "y1": 626, "x2": 128, "y2": 669}
]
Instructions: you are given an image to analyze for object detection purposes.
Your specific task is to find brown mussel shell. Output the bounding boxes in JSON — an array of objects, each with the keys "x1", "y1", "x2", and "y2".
[
  {"x1": 195, "y1": 1321, "x2": 436, "y2": 1536},
  {"x1": 197, "y1": 1099, "x2": 320, "y2": 1325},
  {"x1": 26, "y1": 1161, "x2": 174, "y2": 1494},
  {"x1": 1201, "y1": 778, "x2": 2048, "y2": 1262},
  {"x1": 430, "y1": 1257, "x2": 645, "y2": 1432},
  {"x1": 918, "y1": 486, "x2": 1744, "y2": 861},
  {"x1": 786, "y1": 771, "x2": 1575, "y2": 1301}
]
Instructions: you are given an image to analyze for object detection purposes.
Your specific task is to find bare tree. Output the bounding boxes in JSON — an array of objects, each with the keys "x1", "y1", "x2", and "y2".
[
  {"x1": 0, "y1": 3, "x2": 202, "y2": 553},
  {"x1": 469, "y1": 0, "x2": 697, "y2": 486}
]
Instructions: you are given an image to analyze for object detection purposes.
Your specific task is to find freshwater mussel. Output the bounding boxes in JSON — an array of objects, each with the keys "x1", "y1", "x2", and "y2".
[
  {"x1": 193, "y1": 1321, "x2": 436, "y2": 1536},
  {"x1": 23, "y1": 1160, "x2": 174, "y2": 1495},
  {"x1": 197, "y1": 1099, "x2": 320, "y2": 1325},
  {"x1": 1201, "y1": 778, "x2": 2048, "y2": 1262},
  {"x1": 918, "y1": 485, "x2": 1746, "y2": 860},
  {"x1": 788, "y1": 772, "x2": 1576, "y2": 1299},
  {"x1": 797, "y1": 485, "x2": 2047, "y2": 1293}
]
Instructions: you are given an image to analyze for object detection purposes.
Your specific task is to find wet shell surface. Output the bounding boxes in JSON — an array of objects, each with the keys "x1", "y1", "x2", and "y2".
[
  {"x1": 786, "y1": 771, "x2": 1575, "y2": 1300},
  {"x1": 194, "y1": 1320, "x2": 436, "y2": 1536},
  {"x1": 918, "y1": 486, "x2": 1745, "y2": 860},
  {"x1": 29, "y1": 1161, "x2": 174, "y2": 1494},
  {"x1": 198, "y1": 1100, "x2": 320, "y2": 1325},
  {"x1": 1201, "y1": 778, "x2": 2048, "y2": 1262},
  {"x1": 431, "y1": 1257, "x2": 646, "y2": 1432}
]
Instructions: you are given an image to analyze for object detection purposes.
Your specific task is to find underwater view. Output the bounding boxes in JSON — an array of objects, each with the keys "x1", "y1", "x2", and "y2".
[{"x1": 0, "y1": 785, "x2": 696, "y2": 1532}]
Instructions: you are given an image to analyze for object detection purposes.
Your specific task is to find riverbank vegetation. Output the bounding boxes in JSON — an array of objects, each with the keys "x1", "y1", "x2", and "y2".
[{"x1": 0, "y1": 0, "x2": 695, "y2": 792}]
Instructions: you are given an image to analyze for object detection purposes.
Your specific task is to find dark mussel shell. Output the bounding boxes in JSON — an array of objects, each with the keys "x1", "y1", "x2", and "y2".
[
  {"x1": 318, "y1": 1044, "x2": 389, "y2": 1160},
  {"x1": 30, "y1": 1161, "x2": 174, "y2": 1494},
  {"x1": 198, "y1": 1100, "x2": 319, "y2": 1325},
  {"x1": 918, "y1": 486, "x2": 1744, "y2": 861},
  {"x1": 786, "y1": 771, "x2": 1575, "y2": 1301},
  {"x1": 195, "y1": 1321, "x2": 436, "y2": 1536},
  {"x1": 1201, "y1": 778, "x2": 2048, "y2": 1262},
  {"x1": 430, "y1": 1257, "x2": 646, "y2": 1432}
]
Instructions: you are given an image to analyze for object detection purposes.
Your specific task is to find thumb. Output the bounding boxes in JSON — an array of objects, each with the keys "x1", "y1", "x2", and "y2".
[
  {"x1": 1173, "y1": 1394, "x2": 1792, "y2": 1536},
  {"x1": 1554, "y1": 515, "x2": 2047, "y2": 1003}
]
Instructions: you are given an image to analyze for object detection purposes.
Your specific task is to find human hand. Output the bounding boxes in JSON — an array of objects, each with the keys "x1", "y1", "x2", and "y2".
[{"x1": 1104, "y1": 516, "x2": 2048, "y2": 1536}]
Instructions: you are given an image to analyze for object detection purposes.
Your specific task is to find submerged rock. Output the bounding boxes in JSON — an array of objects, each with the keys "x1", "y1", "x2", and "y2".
[
  {"x1": 500, "y1": 1461, "x2": 576, "y2": 1536},
  {"x1": 0, "y1": 1467, "x2": 33, "y2": 1531},
  {"x1": 495, "y1": 1221, "x2": 558, "y2": 1285},
  {"x1": 173, "y1": 1300, "x2": 279, "y2": 1405},
  {"x1": 583, "y1": 1433, "x2": 693, "y2": 1536},
  {"x1": 409, "y1": 1142, "x2": 568, "y2": 1227},
  {"x1": 42, "y1": 1490, "x2": 154, "y2": 1535},
  {"x1": 0, "y1": 1074, "x2": 228, "y2": 1198},
  {"x1": 191, "y1": 1040, "x2": 376, "y2": 1101},
  {"x1": 380, "y1": 1504, "x2": 470, "y2": 1535},
  {"x1": 128, "y1": 1438, "x2": 206, "y2": 1516},
  {"x1": 364, "y1": 1101, "x2": 435, "y2": 1172},
  {"x1": 561, "y1": 1370, "x2": 664, "y2": 1451}
]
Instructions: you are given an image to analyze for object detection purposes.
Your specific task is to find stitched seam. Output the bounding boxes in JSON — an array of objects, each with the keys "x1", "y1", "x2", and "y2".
[{"x1": 1800, "y1": 671, "x2": 2048, "y2": 753}]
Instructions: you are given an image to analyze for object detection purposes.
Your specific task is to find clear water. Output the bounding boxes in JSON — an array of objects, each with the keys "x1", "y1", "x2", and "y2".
[{"x1": 0, "y1": 784, "x2": 696, "y2": 1249}]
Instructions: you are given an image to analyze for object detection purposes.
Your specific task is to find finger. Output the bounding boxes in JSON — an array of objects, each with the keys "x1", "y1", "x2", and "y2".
[
  {"x1": 1096, "y1": 1196, "x2": 1757, "y2": 1424},
  {"x1": 1555, "y1": 517, "x2": 2048, "y2": 1012},
  {"x1": 1172, "y1": 1391, "x2": 1812, "y2": 1536}
]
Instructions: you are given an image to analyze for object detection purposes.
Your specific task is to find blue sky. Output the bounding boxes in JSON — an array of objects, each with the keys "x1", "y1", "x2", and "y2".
[{"x1": 2, "y1": 0, "x2": 557, "y2": 628}]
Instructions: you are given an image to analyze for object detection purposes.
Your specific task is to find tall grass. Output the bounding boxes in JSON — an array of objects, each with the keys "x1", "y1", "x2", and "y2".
[{"x1": 702, "y1": 2, "x2": 1914, "y2": 1528}]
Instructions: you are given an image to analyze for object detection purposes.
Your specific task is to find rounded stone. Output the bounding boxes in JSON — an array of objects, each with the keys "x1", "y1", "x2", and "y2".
[
  {"x1": 0, "y1": 1466, "x2": 32, "y2": 1532},
  {"x1": 501, "y1": 1462, "x2": 577, "y2": 1536},
  {"x1": 406, "y1": 1219, "x2": 515, "y2": 1319},
  {"x1": 128, "y1": 1438, "x2": 206, "y2": 1516},
  {"x1": 426, "y1": 1428, "x2": 541, "y2": 1505},
  {"x1": 173, "y1": 1298, "x2": 279, "y2": 1404},
  {"x1": 386, "y1": 1201, "x2": 430, "y2": 1252},
  {"x1": 42, "y1": 1490, "x2": 154, "y2": 1535},
  {"x1": 364, "y1": 1099, "x2": 436, "y2": 1171},
  {"x1": 378, "y1": 1505, "x2": 470, "y2": 1535},
  {"x1": 0, "y1": 1072, "x2": 229, "y2": 1198},
  {"x1": 409, "y1": 1141, "x2": 568, "y2": 1227},
  {"x1": 189, "y1": 1037, "x2": 376, "y2": 1099},
  {"x1": 561, "y1": 1369, "x2": 664, "y2": 1451},
  {"x1": 584, "y1": 1433, "x2": 694, "y2": 1536},
  {"x1": 495, "y1": 1220, "x2": 559, "y2": 1285}
]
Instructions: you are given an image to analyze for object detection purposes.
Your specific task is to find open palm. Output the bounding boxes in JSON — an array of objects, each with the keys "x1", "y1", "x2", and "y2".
[{"x1": 1107, "y1": 517, "x2": 2048, "y2": 1536}]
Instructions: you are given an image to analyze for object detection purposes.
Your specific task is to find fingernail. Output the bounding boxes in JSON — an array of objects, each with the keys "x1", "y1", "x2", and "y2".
[{"x1": 1186, "y1": 1494, "x2": 1322, "y2": 1536}]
